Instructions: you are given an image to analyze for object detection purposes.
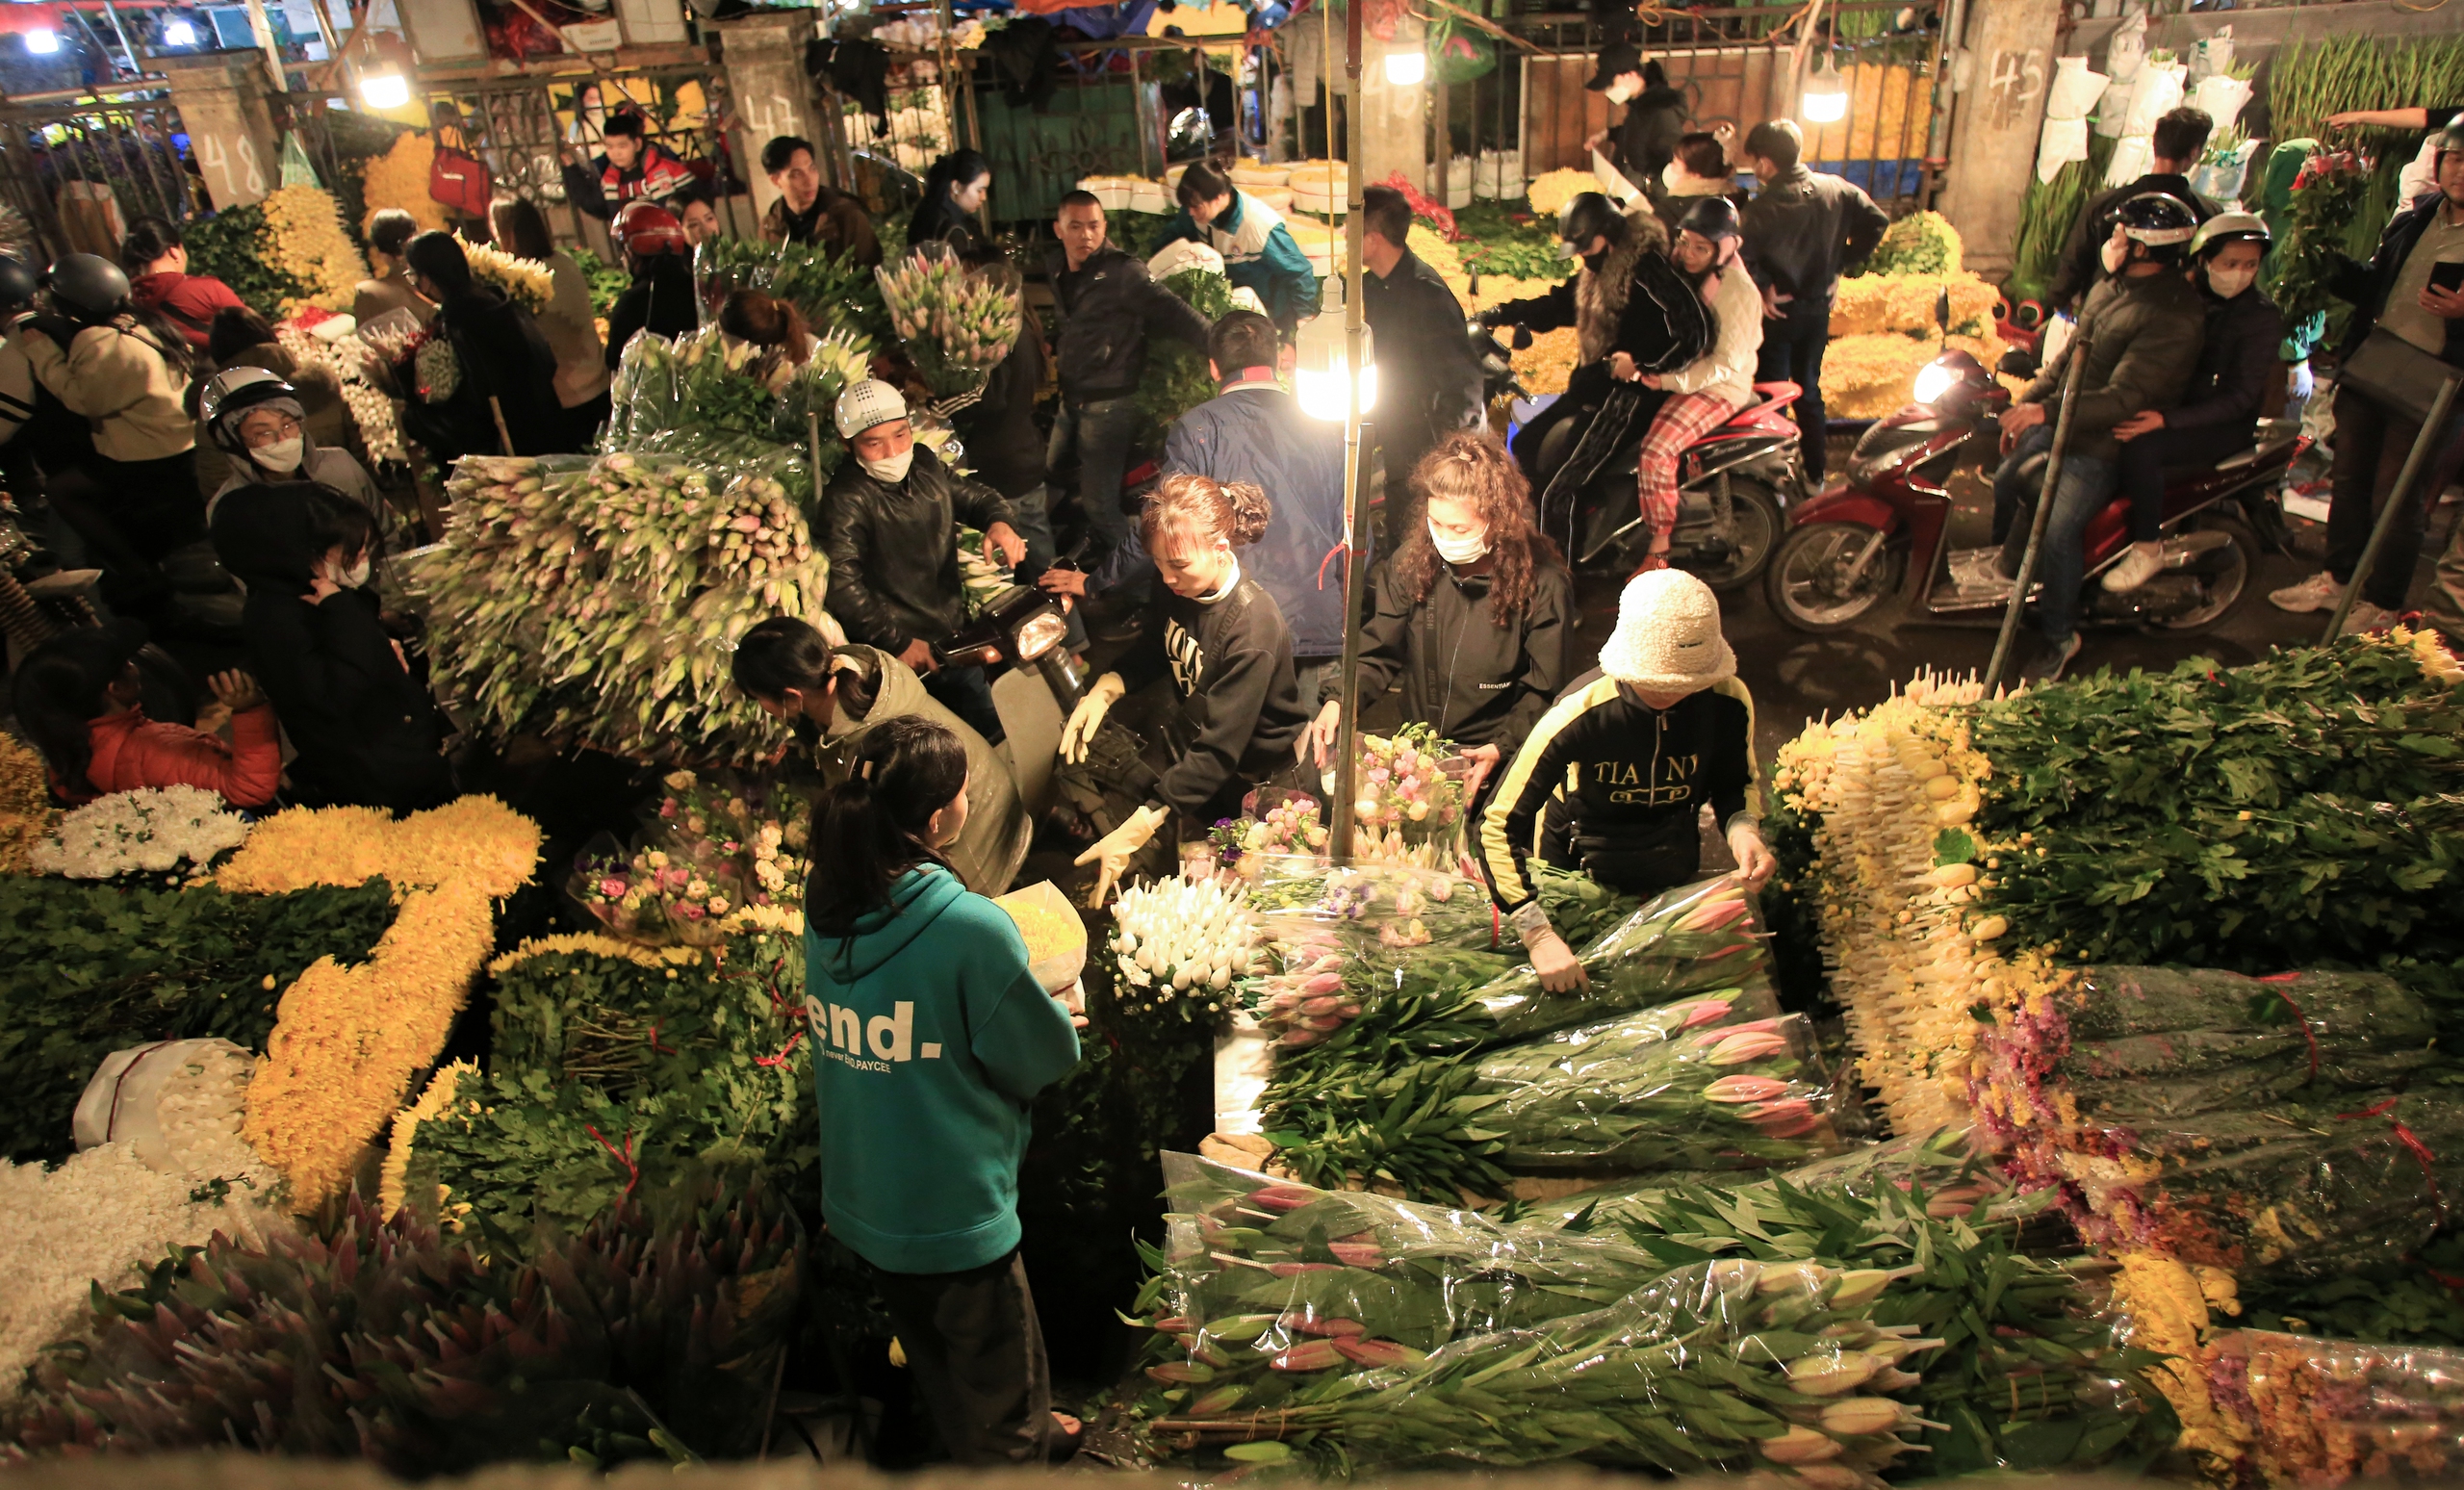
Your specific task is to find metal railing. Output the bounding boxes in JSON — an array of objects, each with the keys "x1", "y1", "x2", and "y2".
[{"x1": 0, "y1": 86, "x2": 195, "y2": 264}]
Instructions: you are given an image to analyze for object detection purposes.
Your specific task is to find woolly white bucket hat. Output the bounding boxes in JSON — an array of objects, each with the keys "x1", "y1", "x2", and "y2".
[{"x1": 1598, "y1": 569, "x2": 1735, "y2": 692}]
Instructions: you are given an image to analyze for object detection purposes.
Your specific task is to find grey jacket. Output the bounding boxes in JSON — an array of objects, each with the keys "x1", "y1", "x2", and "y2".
[
  {"x1": 821, "y1": 644, "x2": 1030, "y2": 895},
  {"x1": 2021, "y1": 270, "x2": 2208, "y2": 462}
]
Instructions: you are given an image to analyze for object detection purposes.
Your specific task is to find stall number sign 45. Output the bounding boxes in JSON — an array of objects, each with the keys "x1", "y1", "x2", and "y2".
[{"x1": 805, "y1": 995, "x2": 945, "y2": 1071}]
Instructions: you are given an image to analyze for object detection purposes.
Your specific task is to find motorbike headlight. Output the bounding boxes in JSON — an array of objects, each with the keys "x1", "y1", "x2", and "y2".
[
  {"x1": 1912, "y1": 360, "x2": 1962, "y2": 406},
  {"x1": 1011, "y1": 609, "x2": 1068, "y2": 661}
]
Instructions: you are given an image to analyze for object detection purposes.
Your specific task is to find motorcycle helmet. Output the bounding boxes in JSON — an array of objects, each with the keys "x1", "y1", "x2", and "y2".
[
  {"x1": 0, "y1": 254, "x2": 35, "y2": 312},
  {"x1": 614, "y1": 199, "x2": 688, "y2": 260},
  {"x1": 1676, "y1": 195, "x2": 1741, "y2": 242},
  {"x1": 45, "y1": 253, "x2": 130, "y2": 324},
  {"x1": 2438, "y1": 117, "x2": 2464, "y2": 158},
  {"x1": 2188, "y1": 210, "x2": 2270, "y2": 259},
  {"x1": 199, "y1": 367, "x2": 302, "y2": 456},
  {"x1": 1557, "y1": 192, "x2": 1625, "y2": 259},
  {"x1": 2113, "y1": 192, "x2": 2199, "y2": 264}
]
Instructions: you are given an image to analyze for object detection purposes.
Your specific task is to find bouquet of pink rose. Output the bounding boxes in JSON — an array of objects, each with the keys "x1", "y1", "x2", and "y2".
[
  {"x1": 1322, "y1": 725, "x2": 1467, "y2": 861},
  {"x1": 567, "y1": 770, "x2": 809, "y2": 945}
]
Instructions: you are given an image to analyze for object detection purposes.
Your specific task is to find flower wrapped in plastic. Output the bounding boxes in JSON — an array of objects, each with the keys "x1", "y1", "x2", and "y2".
[
  {"x1": 566, "y1": 769, "x2": 810, "y2": 946},
  {"x1": 875, "y1": 241, "x2": 1022, "y2": 401}
]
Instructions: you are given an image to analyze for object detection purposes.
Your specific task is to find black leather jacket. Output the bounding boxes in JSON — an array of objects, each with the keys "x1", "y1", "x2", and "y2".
[
  {"x1": 1739, "y1": 165, "x2": 1889, "y2": 305},
  {"x1": 1045, "y1": 244, "x2": 1210, "y2": 403},
  {"x1": 819, "y1": 444, "x2": 1015, "y2": 653}
]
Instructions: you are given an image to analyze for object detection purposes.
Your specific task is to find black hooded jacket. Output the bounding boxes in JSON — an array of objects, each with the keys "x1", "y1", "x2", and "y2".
[
  {"x1": 1612, "y1": 85, "x2": 1689, "y2": 188},
  {"x1": 398, "y1": 283, "x2": 569, "y2": 464},
  {"x1": 209, "y1": 482, "x2": 452, "y2": 812},
  {"x1": 1326, "y1": 553, "x2": 1574, "y2": 756},
  {"x1": 603, "y1": 255, "x2": 699, "y2": 370}
]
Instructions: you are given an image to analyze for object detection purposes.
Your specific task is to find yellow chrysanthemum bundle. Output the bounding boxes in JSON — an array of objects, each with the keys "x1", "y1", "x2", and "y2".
[
  {"x1": 359, "y1": 131, "x2": 449, "y2": 237},
  {"x1": 1828, "y1": 272, "x2": 1999, "y2": 340},
  {"x1": 216, "y1": 793, "x2": 538, "y2": 897},
  {"x1": 0, "y1": 731, "x2": 49, "y2": 874},
  {"x1": 259, "y1": 184, "x2": 369, "y2": 315},
  {"x1": 1823, "y1": 331, "x2": 2008, "y2": 420},
  {"x1": 458, "y1": 238, "x2": 553, "y2": 315},
  {"x1": 1525, "y1": 167, "x2": 1594, "y2": 219}
]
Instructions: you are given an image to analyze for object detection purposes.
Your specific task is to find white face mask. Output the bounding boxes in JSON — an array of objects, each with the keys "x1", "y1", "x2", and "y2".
[
  {"x1": 250, "y1": 436, "x2": 304, "y2": 473},
  {"x1": 325, "y1": 554, "x2": 372, "y2": 589},
  {"x1": 1605, "y1": 76, "x2": 1641, "y2": 105},
  {"x1": 2207, "y1": 265, "x2": 2259, "y2": 299},
  {"x1": 859, "y1": 448, "x2": 914, "y2": 484},
  {"x1": 1428, "y1": 516, "x2": 1491, "y2": 566},
  {"x1": 2100, "y1": 237, "x2": 2129, "y2": 275}
]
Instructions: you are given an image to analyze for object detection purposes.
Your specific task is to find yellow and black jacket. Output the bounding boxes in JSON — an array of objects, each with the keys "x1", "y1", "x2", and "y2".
[{"x1": 1477, "y1": 671, "x2": 1760, "y2": 907}]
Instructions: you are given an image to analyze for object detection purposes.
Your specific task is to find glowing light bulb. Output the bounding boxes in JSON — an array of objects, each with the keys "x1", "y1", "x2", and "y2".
[
  {"x1": 1383, "y1": 49, "x2": 1425, "y2": 86},
  {"x1": 163, "y1": 19, "x2": 198, "y2": 45},
  {"x1": 26, "y1": 28, "x2": 61, "y2": 54},
  {"x1": 360, "y1": 72, "x2": 412, "y2": 109}
]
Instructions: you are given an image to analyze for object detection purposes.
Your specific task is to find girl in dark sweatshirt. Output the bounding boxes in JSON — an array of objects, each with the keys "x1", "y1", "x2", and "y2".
[{"x1": 1063, "y1": 473, "x2": 1309, "y2": 902}]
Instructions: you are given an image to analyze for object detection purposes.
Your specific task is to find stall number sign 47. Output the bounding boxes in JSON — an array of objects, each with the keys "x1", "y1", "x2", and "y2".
[{"x1": 805, "y1": 996, "x2": 944, "y2": 1071}]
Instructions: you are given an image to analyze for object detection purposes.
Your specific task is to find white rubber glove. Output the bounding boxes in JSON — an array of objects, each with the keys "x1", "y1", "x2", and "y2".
[
  {"x1": 1074, "y1": 804, "x2": 1167, "y2": 908},
  {"x1": 1060, "y1": 671, "x2": 1125, "y2": 765}
]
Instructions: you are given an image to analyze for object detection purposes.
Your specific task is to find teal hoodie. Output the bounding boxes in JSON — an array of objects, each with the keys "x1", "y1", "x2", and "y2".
[{"x1": 804, "y1": 863, "x2": 1081, "y2": 1274}]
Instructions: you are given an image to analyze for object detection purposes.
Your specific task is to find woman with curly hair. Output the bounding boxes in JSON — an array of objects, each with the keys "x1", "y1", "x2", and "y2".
[{"x1": 1305, "y1": 431, "x2": 1574, "y2": 798}]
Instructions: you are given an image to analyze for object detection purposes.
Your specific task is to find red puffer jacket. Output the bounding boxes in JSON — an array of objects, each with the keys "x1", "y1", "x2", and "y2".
[{"x1": 66, "y1": 705, "x2": 282, "y2": 809}]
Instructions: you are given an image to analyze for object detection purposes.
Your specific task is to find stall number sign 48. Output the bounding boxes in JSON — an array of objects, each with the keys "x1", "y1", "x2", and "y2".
[{"x1": 804, "y1": 996, "x2": 945, "y2": 1070}]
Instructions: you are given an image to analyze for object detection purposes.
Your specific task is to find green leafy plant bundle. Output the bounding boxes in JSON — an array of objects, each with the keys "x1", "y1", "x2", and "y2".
[{"x1": 180, "y1": 205, "x2": 317, "y2": 321}]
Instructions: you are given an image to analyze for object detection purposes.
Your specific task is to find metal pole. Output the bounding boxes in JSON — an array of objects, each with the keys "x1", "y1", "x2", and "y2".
[
  {"x1": 1983, "y1": 333, "x2": 2091, "y2": 695},
  {"x1": 1327, "y1": 0, "x2": 1371, "y2": 867},
  {"x1": 490, "y1": 396, "x2": 517, "y2": 457},
  {"x1": 2323, "y1": 374, "x2": 2463, "y2": 644}
]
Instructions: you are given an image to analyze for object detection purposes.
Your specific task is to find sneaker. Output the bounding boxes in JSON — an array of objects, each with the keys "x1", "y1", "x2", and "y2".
[
  {"x1": 2101, "y1": 542, "x2": 2166, "y2": 593},
  {"x1": 2022, "y1": 631, "x2": 2083, "y2": 684},
  {"x1": 2269, "y1": 570, "x2": 2347, "y2": 613},
  {"x1": 2338, "y1": 601, "x2": 2397, "y2": 637}
]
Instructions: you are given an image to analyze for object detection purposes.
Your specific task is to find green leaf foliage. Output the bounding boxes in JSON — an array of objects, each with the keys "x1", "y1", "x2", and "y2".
[
  {"x1": 0, "y1": 875, "x2": 398, "y2": 1164},
  {"x1": 179, "y1": 206, "x2": 316, "y2": 321}
]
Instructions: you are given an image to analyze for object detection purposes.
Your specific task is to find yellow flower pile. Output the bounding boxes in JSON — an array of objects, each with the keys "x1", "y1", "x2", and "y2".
[
  {"x1": 1829, "y1": 272, "x2": 1999, "y2": 340},
  {"x1": 1526, "y1": 167, "x2": 1595, "y2": 219},
  {"x1": 457, "y1": 237, "x2": 554, "y2": 315},
  {"x1": 1824, "y1": 331, "x2": 2008, "y2": 421},
  {"x1": 260, "y1": 185, "x2": 369, "y2": 316},
  {"x1": 220, "y1": 795, "x2": 542, "y2": 1211},
  {"x1": 0, "y1": 731, "x2": 49, "y2": 874},
  {"x1": 485, "y1": 931, "x2": 697, "y2": 976},
  {"x1": 2109, "y1": 1250, "x2": 2246, "y2": 1477},
  {"x1": 359, "y1": 131, "x2": 449, "y2": 237}
]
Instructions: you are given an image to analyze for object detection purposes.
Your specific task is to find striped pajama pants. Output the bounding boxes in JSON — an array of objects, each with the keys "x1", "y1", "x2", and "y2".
[{"x1": 1637, "y1": 391, "x2": 1739, "y2": 537}]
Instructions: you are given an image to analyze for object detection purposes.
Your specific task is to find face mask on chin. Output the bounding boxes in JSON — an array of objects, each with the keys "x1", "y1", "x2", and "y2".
[
  {"x1": 1428, "y1": 518, "x2": 1491, "y2": 566},
  {"x1": 859, "y1": 448, "x2": 914, "y2": 483},
  {"x1": 1604, "y1": 77, "x2": 1641, "y2": 104},
  {"x1": 249, "y1": 436, "x2": 304, "y2": 474},
  {"x1": 2206, "y1": 265, "x2": 2258, "y2": 299}
]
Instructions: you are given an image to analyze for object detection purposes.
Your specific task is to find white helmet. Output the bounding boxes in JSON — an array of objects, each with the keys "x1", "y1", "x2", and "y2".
[{"x1": 834, "y1": 379, "x2": 909, "y2": 441}]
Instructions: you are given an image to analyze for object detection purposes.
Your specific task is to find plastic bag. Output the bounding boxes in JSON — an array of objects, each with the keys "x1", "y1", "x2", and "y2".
[
  {"x1": 2204, "y1": 1329, "x2": 2464, "y2": 1487},
  {"x1": 72, "y1": 1039, "x2": 258, "y2": 1174},
  {"x1": 2045, "y1": 54, "x2": 2111, "y2": 121}
]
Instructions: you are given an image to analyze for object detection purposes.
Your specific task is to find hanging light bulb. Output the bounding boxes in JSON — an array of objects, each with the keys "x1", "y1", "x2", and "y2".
[
  {"x1": 1295, "y1": 310, "x2": 1376, "y2": 423},
  {"x1": 1383, "y1": 47, "x2": 1425, "y2": 86},
  {"x1": 25, "y1": 28, "x2": 61, "y2": 54},
  {"x1": 359, "y1": 71, "x2": 412, "y2": 108},
  {"x1": 1802, "y1": 52, "x2": 1849, "y2": 125}
]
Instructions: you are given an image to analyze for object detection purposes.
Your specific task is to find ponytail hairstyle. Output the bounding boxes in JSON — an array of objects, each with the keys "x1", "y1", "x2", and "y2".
[
  {"x1": 1138, "y1": 472, "x2": 1270, "y2": 557},
  {"x1": 1392, "y1": 431, "x2": 1562, "y2": 626},
  {"x1": 12, "y1": 622, "x2": 147, "y2": 797},
  {"x1": 804, "y1": 714, "x2": 970, "y2": 937},
  {"x1": 718, "y1": 289, "x2": 814, "y2": 366},
  {"x1": 922, "y1": 148, "x2": 990, "y2": 209},
  {"x1": 730, "y1": 616, "x2": 881, "y2": 732}
]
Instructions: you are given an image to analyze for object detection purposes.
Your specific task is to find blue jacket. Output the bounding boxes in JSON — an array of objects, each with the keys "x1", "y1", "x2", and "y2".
[
  {"x1": 1164, "y1": 382, "x2": 1348, "y2": 657},
  {"x1": 1158, "y1": 192, "x2": 1322, "y2": 332},
  {"x1": 803, "y1": 864, "x2": 1080, "y2": 1274}
]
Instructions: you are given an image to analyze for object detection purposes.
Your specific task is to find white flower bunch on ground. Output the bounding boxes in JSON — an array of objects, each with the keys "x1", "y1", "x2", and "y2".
[
  {"x1": 30, "y1": 786, "x2": 250, "y2": 879},
  {"x1": 1110, "y1": 876, "x2": 1260, "y2": 1020}
]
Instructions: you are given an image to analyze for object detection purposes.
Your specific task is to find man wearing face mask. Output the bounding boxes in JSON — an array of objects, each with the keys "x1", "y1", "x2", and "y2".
[
  {"x1": 1583, "y1": 48, "x2": 1689, "y2": 196},
  {"x1": 821, "y1": 379, "x2": 1027, "y2": 746},
  {"x1": 2100, "y1": 214, "x2": 2283, "y2": 593},
  {"x1": 199, "y1": 368, "x2": 384, "y2": 529}
]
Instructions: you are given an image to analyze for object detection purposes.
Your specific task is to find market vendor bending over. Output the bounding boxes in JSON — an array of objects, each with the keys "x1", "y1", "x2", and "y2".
[
  {"x1": 732, "y1": 615, "x2": 1031, "y2": 895},
  {"x1": 1154, "y1": 159, "x2": 1322, "y2": 335},
  {"x1": 1062, "y1": 473, "x2": 1310, "y2": 906},
  {"x1": 1476, "y1": 569, "x2": 1776, "y2": 992}
]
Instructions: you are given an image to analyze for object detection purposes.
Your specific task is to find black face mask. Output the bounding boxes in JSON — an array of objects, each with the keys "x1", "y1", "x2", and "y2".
[{"x1": 1581, "y1": 250, "x2": 1609, "y2": 275}]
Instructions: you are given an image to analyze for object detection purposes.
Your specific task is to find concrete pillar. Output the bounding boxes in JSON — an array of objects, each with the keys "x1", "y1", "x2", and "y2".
[
  {"x1": 1354, "y1": 15, "x2": 1428, "y2": 193},
  {"x1": 1935, "y1": 0, "x2": 2062, "y2": 283},
  {"x1": 156, "y1": 52, "x2": 282, "y2": 211},
  {"x1": 716, "y1": 11, "x2": 825, "y2": 220}
]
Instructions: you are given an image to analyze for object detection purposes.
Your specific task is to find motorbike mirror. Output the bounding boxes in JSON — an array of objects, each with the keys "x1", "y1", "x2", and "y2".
[
  {"x1": 1996, "y1": 347, "x2": 2037, "y2": 378},
  {"x1": 1513, "y1": 325, "x2": 1533, "y2": 350}
]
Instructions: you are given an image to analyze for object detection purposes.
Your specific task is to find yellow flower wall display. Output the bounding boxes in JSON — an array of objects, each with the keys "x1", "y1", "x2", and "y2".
[{"x1": 0, "y1": 732, "x2": 49, "y2": 875}]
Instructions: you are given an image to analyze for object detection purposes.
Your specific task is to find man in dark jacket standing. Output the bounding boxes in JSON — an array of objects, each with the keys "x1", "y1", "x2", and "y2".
[
  {"x1": 1044, "y1": 190, "x2": 1210, "y2": 610},
  {"x1": 1739, "y1": 119, "x2": 1888, "y2": 484},
  {"x1": 1360, "y1": 186, "x2": 1481, "y2": 551},
  {"x1": 2047, "y1": 108, "x2": 2218, "y2": 311},
  {"x1": 2271, "y1": 120, "x2": 2464, "y2": 631},
  {"x1": 1977, "y1": 194, "x2": 2207, "y2": 681},
  {"x1": 823, "y1": 379, "x2": 1026, "y2": 742},
  {"x1": 757, "y1": 136, "x2": 882, "y2": 266},
  {"x1": 1583, "y1": 48, "x2": 1687, "y2": 196}
]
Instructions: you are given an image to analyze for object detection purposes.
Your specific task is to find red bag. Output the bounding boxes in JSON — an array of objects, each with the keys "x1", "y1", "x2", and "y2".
[{"x1": 428, "y1": 145, "x2": 494, "y2": 218}]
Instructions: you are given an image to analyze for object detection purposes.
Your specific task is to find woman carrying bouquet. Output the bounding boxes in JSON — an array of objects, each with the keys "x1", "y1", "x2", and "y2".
[
  {"x1": 801, "y1": 714, "x2": 1082, "y2": 1464},
  {"x1": 1302, "y1": 432, "x2": 1572, "y2": 802},
  {"x1": 1061, "y1": 474, "x2": 1311, "y2": 905},
  {"x1": 732, "y1": 615, "x2": 1029, "y2": 894},
  {"x1": 397, "y1": 231, "x2": 571, "y2": 464}
]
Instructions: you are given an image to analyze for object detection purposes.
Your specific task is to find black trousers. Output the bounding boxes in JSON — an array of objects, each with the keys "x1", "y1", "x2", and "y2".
[
  {"x1": 2326, "y1": 391, "x2": 2464, "y2": 610},
  {"x1": 2114, "y1": 422, "x2": 2257, "y2": 543},
  {"x1": 870, "y1": 1249, "x2": 1055, "y2": 1467},
  {"x1": 1756, "y1": 305, "x2": 1831, "y2": 480}
]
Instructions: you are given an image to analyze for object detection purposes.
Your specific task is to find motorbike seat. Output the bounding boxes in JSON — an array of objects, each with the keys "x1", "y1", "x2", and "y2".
[
  {"x1": 1722, "y1": 381, "x2": 1804, "y2": 427},
  {"x1": 2214, "y1": 436, "x2": 2299, "y2": 473}
]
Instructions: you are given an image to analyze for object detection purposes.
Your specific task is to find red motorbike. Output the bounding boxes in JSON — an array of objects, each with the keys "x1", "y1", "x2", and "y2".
[{"x1": 1764, "y1": 347, "x2": 2301, "y2": 633}]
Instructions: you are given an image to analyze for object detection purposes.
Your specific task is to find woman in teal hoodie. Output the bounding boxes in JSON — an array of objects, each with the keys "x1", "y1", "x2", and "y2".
[{"x1": 803, "y1": 714, "x2": 1083, "y2": 1464}]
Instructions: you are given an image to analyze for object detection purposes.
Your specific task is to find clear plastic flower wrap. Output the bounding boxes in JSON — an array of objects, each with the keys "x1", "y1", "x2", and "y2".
[
  {"x1": 2204, "y1": 1329, "x2": 2464, "y2": 1488},
  {"x1": 565, "y1": 768, "x2": 810, "y2": 946}
]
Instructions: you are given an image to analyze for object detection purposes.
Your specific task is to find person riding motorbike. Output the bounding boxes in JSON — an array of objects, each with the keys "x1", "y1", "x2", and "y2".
[
  {"x1": 1476, "y1": 193, "x2": 1713, "y2": 498},
  {"x1": 2102, "y1": 212, "x2": 2284, "y2": 593},
  {"x1": 1619, "y1": 196, "x2": 1764, "y2": 572},
  {"x1": 1977, "y1": 193, "x2": 2207, "y2": 681}
]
